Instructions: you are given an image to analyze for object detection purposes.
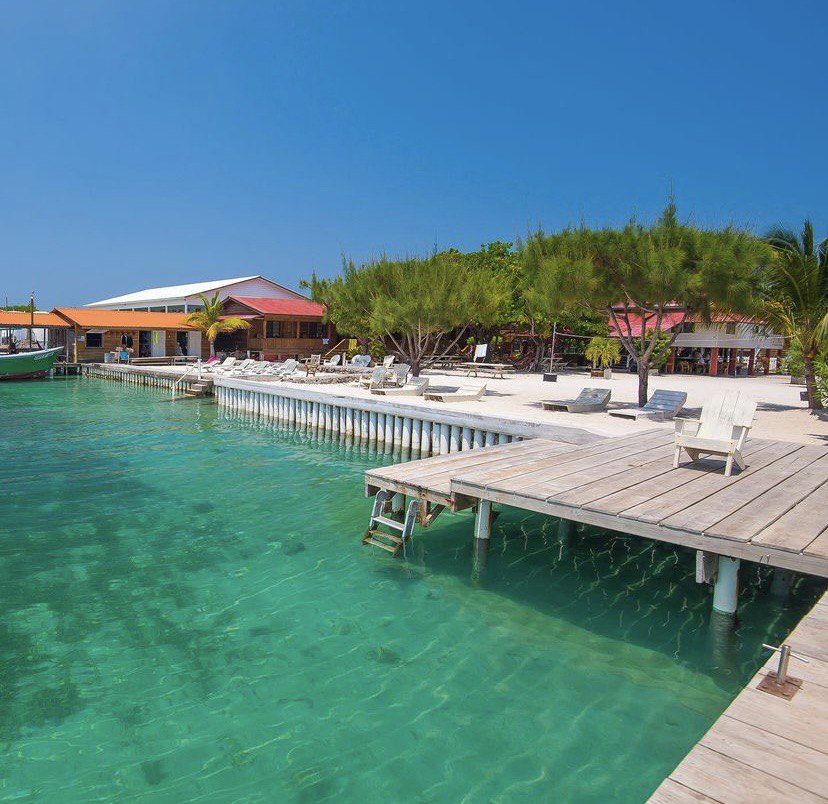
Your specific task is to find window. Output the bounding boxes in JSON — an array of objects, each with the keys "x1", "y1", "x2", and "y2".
[
  {"x1": 299, "y1": 321, "x2": 325, "y2": 339},
  {"x1": 725, "y1": 322, "x2": 737, "y2": 335},
  {"x1": 166, "y1": 305, "x2": 185, "y2": 313},
  {"x1": 86, "y1": 332, "x2": 103, "y2": 348},
  {"x1": 266, "y1": 320, "x2": 284, "y2": 338},
  {"x1": 150, "y1": 306, "x2": 166, "y2": 312}
]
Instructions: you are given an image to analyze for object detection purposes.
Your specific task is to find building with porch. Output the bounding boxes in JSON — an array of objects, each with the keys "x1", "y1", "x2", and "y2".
[
  {"x1": 0, "y1": 310, "x2": 69, "y2": 353},
  {"x1": 52, "y1": 308, "x2": 208, "y2": 362},
  {"x1": 219, "y1": 296, "x2": 333, "y2": 359},
  {"x1": 609, "y1": 310, "x2": 786, "y2": 376}
]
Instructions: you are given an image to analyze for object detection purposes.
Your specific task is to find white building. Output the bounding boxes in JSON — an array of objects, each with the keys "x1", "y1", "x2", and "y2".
[{"x1": 86, "y1": 275, "x2": 308, "y2": 313}]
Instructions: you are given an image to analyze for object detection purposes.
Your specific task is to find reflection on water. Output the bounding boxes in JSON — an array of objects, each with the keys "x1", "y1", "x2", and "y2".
[{"x1": 0, "y1": 378, "x2": 823, "y2": 803}]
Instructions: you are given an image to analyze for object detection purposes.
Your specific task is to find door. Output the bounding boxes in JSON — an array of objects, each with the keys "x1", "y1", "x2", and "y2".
[
  {"x1": 150, "y1": 330, "x2": 166, "y2": 358},
  {"x1": 187, "y1": 330, "x2": 202, "y2": 358}
]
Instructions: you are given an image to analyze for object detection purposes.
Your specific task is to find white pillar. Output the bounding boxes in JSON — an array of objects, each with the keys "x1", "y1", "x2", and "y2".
[
  {"x1": 369, "y1": 411, "x2": 378, "y2": 443},
  {"x1": 439, "y1": 423, "x2": 450, "y2": 455},
  {"x1": 461, "y1": 427, "x2": 472, "y2": 451},
  {"x1": 377, "y1": 413, "x2": 386, "y2": 444},
  {"x1": 345, "y1": 406, "x2": 354, "y2": 435},
  {"x1": 713, "y1": 556, "x2": 740, "y2": 615},
  {"x1": 402, "y1": 418, "x2": 412, "y2": 449},
  {"x1": 473, "y1": 430, "x2": 484, "y2": 449},
  {"x1": 449, "y1": 425, "x2": 461, "y2": 453},
  {"x1": 421, "y1": 420, "x2": 431, "y2": 454},
  {"x1": 393, "y1": 416, "x2": 403, "y2": 448},
  {"x1": 384, "y1": 415, "x2": 394, "y2": 446}
]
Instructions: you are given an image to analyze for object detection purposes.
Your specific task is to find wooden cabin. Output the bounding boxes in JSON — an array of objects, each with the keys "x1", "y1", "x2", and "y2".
[
  {"x1": 220, "y1": 296, "x2": 333, "y2": 359},
  {"x1": 52, "y1": 308, "x2": 209, "y2": 362}
]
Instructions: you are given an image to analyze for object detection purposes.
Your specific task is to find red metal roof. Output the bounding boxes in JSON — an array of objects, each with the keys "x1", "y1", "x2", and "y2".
[
  {"x1": 609, "y1": 312, "x2": 685, "y2": 338},
  {"x1": 228, "y1": 296, "x2": 326, "y2": 317}
]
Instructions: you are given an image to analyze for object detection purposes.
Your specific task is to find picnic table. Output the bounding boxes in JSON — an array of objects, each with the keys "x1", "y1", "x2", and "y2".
[{"x1": 460, "y1": 361, "x2": 514, "y2": 379}]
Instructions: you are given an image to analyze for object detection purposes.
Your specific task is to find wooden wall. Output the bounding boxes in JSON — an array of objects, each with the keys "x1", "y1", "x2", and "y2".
[{"x1": 73, "y1": 328, "x2": 209, "y2": 362}]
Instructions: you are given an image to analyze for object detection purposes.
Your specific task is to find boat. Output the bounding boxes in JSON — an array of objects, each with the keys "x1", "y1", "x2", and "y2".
[{"x1": 0, "y1": 347, "x2": 64, "y2": 380}]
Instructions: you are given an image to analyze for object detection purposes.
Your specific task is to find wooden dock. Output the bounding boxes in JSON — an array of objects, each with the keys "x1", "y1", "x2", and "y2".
[
  {"x1": 649, "y1": 590, "x2": 828, "y2": 803},
  {"x1": 365, "y1": 431, "x2": 828, "y2": 577}
]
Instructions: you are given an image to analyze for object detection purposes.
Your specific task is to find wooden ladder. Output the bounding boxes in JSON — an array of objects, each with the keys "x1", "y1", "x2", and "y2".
[{"x1": 362, "y1": 490, "x2": 418, "y2": 557}]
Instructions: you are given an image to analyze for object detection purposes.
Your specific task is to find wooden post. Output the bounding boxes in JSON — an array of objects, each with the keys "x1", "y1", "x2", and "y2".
[
  {"x1": 558, "y1": 519, "x2": 573, "y2": 541},
  {"x1": 713, "y1": 556, "x2": 739, "y2": 615},
  {"x1": 473, "y1": 499, "x2": 492, "y2": 578},
  {"x1": 771, "y1": 568, "x2": 795, "y2": 597},
  {"x1": 666, "y1": 348, "x2": 676, "y2": 374},
  {"x1": 727, "y1": 349, "x2": 737, "y2": 376},
  {"x1": 747, "y1": 349, "x2": 756, "y2": 375},
  {"x1": 709, "y1": 346, "x2": 719, "y2": 376}
]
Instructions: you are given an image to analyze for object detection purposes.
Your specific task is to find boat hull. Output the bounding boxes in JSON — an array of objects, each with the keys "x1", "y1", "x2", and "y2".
[{"x1": 0, "y1": 347, "x2": 64, "y2": 380}]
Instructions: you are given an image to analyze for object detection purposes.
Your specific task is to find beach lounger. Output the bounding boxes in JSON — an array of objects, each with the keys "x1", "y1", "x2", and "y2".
[
  {"x1": 206, "y1": 357, "x2": 236, "y2": 373},
  {"x1": 371, "y1": 377, "x2": 429, "y2": 396},
  {"x1": 387, "y1": 363, "x2": 410, "y2": 386},
  {"x1": 323, "y1": 354, "x2": 341, "y2": 368},
  {"x1": 424, "y1": 384, "x2": 486, "y2": 402},
  {"x1": 272, "y1": 358, "x2": 300, "y2": 377},
  {"x1": 609, "y1": 389, "x2": 687, "y2": 421},
  {"x1": 219, "y1": 358, "x2": 255, "y2": 376},
  {"x1": 542, "y1": 387, "x2": 611, "y2": 413},
  {"x1": 359, "y1": 366, "x2": 387, "y2": 390},
  {"x1": 382, "y1": 355, "x2": 395, "y2": 368},
  {"x1": 674, "y1": 391, "x2": 756, "y2": 476}
]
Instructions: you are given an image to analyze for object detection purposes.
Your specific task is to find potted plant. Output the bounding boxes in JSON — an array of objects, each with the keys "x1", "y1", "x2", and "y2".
[{"x1": 585, "y1": 337, "x2": 621, "y2": 379}]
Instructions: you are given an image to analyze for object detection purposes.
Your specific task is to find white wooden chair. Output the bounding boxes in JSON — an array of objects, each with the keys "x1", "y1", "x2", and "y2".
[{"x1": 673, "y1": 392, "x2": 757, "y2": 476}]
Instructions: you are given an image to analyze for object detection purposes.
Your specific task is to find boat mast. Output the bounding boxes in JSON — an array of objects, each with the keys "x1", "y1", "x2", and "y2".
[{"x1": 28, "y1": 292, "x2": 35, "y2": 350}]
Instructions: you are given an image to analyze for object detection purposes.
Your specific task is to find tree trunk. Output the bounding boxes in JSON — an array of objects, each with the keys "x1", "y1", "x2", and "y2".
[
  {"x1": 803, "y1": 355, "x2": 823, "y2": 411},
  {"x1": 411, "y1": 357, "x2": 421, "y2": 377},
  {"x1": 210, "y1": 338, "x2": 216, "y2": 357},
  {"x1": 637, "y1": 361, "x2": 649, "y2": 407}
]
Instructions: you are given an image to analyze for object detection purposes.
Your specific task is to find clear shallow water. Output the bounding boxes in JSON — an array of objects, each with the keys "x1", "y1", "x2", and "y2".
[{"x1": 0, "y1": 379, "x2": 823, "y2": 803}]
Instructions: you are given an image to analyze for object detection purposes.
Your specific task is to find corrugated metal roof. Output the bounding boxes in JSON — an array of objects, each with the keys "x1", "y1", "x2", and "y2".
[
  {"x1": 85, "y1": 276, "x2": 265, "y2": 307},
  {"x1": 229, "y1": 296, "x2": 327, "y2": 316},
  {"x1": 54, "y1": 308, "x2": 196, "y2": 329},
  {"x1": 0, "y1": 311, "x2": 68, "y2": 328}
]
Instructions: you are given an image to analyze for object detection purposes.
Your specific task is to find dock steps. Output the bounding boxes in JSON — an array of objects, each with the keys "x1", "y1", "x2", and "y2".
[{"x1": 362, "y1": 490, "x2": 418, "y2": 557}]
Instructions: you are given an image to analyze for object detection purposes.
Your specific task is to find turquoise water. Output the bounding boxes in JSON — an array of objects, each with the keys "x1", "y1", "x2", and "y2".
[{"x1": 0, "y1": 379, "x2": 823, "y2": 803}]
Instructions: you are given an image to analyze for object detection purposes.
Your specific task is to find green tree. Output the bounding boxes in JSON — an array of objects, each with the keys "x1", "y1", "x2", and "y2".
[
  {"x1": 306, "y1": 253, "x2": 508, "y2": 375},
  {"x1": 585, "y1": 337, "x2": 621, "y2": 369},
  {"x1": 762, "y1": 220, "x2": 828, "y2": 410},
  {"x1": 525, "y1": 203, "x2": 769, "y2": 404},
  {"x1": 185, "y1": 293, "x2": 250, "y2": 356}
]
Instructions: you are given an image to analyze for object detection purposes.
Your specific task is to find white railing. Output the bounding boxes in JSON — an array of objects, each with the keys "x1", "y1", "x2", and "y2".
[{"x1": 171, "y1": 360, "x2": 201, "y2": 397}]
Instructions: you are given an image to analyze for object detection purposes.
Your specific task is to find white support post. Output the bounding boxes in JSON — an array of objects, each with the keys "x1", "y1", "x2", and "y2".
[
  {"x1": 384, "y1": 414, "x2": 394, "y2": 446},
  {"x1": 361, "y1": 410, "x2": 370, "y2": 439},
  {"x1": 439, "y1": 423, "x2": 450, "y2": 455},
  {"x1": 402, "y1": 418, "x2": 412, "y2": 449},
  {"x1": 449, "y1": 425, "x2": 461, "y2": 453},
  {"x1": 345, "y1": 406, "x2": 353, "y2": 435},
  {"x1": 393, "y1": 416, "x2": 403, "y2": 448},
  {"x1": 369, "y1": 411, "x2": 378, "y2": 443},
  {"x1": 461, "y1": 427, "x2": 472, "y2": 451},
  {"x1": 473, "y1": 499, "x2": 492, "y2": 577},
  {"x1": 497, "y1": 433, "x2": 508, "y2": 445},
  {"x1": 420, "y1": 420, "x2": 431, "y2": 454},
  {"x1": 377, "y1": 413, "x2": 386, "y2": 444},
  {"x1": 391, "y1": 492, "x2": 405, "y2": 514},
  {"x1": 473, "y1": 430, "x2": 484, "y2": 449},
  {"x1": 713, "y1": 556, "x2": 740, "y2": 616}
]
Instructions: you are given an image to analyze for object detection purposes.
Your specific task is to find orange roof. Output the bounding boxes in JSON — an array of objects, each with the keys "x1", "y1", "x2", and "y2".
[
  {"x1": 53, "y1": 308, "x2": 196, "y2": 330},
  {"x1": 0, "y1": 310, "x2": 68, "y2": 328}
]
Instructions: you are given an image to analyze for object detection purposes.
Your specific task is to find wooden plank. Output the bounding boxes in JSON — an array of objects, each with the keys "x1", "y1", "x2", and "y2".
[
  {"x1": 667, "y1": 744, "x2": 824, "y2": 803},
  {"x1": 706, "y1": 460, "x2": 828, "y2": 543},
  {"x1": 617, "y1": 441, "x2": 801, "y2": 524},
  {"x1": 725, "y1": 687, "x2": 828, "y2": 754},
  {"x1": 647, "y1": 779, "x2": 718, "y2": 803},
  {"x1": 700, "y1": 716, "x2": 828, "y2": 798},
  {"x1": 804, "y1": 529, "x2": 828, "y2": 561},
  {"x1": 661, "y1": 446, "x2": 825, "y2": 534},
  {"x1": 752, "y1": 482, "x2": 828, "y2": 554},
  {"x1": 591, "y1": 441, "x2": 775, "y2": 517},
  {"x1": 455, "y1": 431, "x2": 671, "y2": 492}
]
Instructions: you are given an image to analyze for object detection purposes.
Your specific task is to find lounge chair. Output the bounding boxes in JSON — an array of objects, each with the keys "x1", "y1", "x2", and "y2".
[
  {"x1": 323, "y1": 354, "x2": 342, "y2": 368},
  {"x1": 349, "y1": 354, "x2": 372, "y2": 368},
  {"x1": 372, "y1": 377, "x2": 429, "y2": 396},
  {"x1": 206, "y1": 357, "x2": 236, "y2": 373},
  {"x1": 232, "y1": 360, "x2": 269, "y2": 376},
  {"x1": 609, "y1": 390, "x2": 687, "y2": 421},
  {"x1": 425, "y1": 384, "x2": 486, "y2": 402},
  {"x1": 542, "y1": 387, "x2": 611, "y2": 413},
  {"x1": 218, "y1": 358, "x2": 255, "y2": 376},
  {"x1": 359, "y1": 366, "x2": 387, "y2": 390},
  {"x1": 674, "y1": 391, "x2": 756, "y2": 476},
  {"x1": 382, "y1": 355, "x2": 395, "y2": 368},
  {"x1": 387, "y1": 363, "x2": 410, "y2": 386},
  {"x1": 272, "y1": 358, "x2": 300, "y2": 377}
]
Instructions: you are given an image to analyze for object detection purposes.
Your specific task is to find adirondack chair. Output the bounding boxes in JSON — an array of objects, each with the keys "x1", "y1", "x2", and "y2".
[
  {"x1": 387, "y1": 363, "x2": 410, "y2": 386},
  {"x1": 322, "y1": 354, "x2": 342, "y2": 368},
  {"x1": 673, "y1": 391, "x2": 757, "y2": 476},
  {"x1": 382, "y1": 355, "x2": 395, "y2": 368},
  {"x1": 303, "y1": 354, "x2": 322, "y2": 376},
  {"x1": 609, "y1": 390, "x2": 687, "y2": 421},
  {"x1": 542, "y1": 387, "x2": 611, "y2": 413},
  {"x1": 372, "y1": 377, "x2": 429, "y2": 396},
  {"x1": 425, "y1": 384, "x2": 486, "y2": 402}
]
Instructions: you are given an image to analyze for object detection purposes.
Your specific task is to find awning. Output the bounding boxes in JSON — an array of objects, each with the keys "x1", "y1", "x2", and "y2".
[
  {"x1": 220, "y1": 314, "x2": 259, "y2": 320},
  {"x1": 609, "y1": 312, "x2": 684, "y2": 338}
]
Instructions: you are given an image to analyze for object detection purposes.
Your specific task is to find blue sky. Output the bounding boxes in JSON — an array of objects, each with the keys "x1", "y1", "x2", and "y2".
[{"x1": 1, "y1": 0, "x2": 825, "y2": 308}]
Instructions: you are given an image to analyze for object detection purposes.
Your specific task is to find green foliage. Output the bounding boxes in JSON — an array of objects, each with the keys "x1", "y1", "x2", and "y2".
[
  {"x1": 0, "y1": 304, "x2": 32, "y2": 312},
  {"x1": 762, "y1": 220, "x2": 828, "y2": 409},
  {"x1": 523, "y1": 202, "x2": 769, "y2": 403},
  {"x1": 584, "y1": 337, "x2": 621, "y2": 369},
  {"x1": 306, "y1": 253, "x2": 509, "y2": 373}
]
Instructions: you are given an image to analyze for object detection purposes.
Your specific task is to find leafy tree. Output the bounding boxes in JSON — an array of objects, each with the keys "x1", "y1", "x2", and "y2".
[
  {"x1": 306, "y1": 253, "x2": 508, "y2": 375},
  {"x1": 762, "y1": 220, "x2": 828, "y2": 410},
  {"x1": 585, "y1": 337, "x2": 621, "y2": 369},
  {"x1": 524, "y1": 203, "x2": 769, "y2": 404},
  {"x1": 0, "y1": 304, "x2": 32, "y2": 312},
  {"x1": 185, "y1": 292, "x2": 250, "y2": 356}
]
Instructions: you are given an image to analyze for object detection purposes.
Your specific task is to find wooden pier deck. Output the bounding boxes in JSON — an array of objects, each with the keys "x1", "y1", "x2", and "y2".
[
  {"x1": 365, "y1": 431, "x2": 828, "y2": 576},
  {"x1": 649, "y1": 590, "x2": 828, "y2": 803}
]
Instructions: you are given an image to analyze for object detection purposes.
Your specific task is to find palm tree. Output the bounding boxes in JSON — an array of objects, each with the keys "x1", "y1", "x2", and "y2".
[
  {"x1": 185, "y1": 293, "x2": 250, "y2": 357},
  {"x1": 763, "y1": 220, "x2": 828, "y2": 410}
]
